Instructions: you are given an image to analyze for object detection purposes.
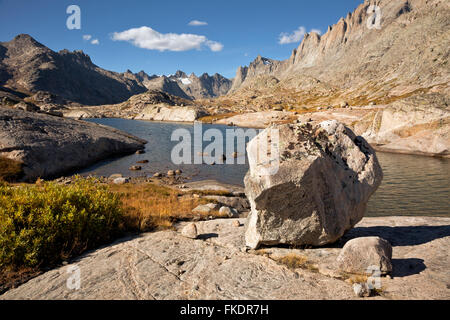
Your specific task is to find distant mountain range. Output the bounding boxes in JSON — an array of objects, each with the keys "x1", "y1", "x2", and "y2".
[
  {"x1": 122, "y1": 69, "x2": 232, "y2": 100},
  {"x1": 0, "y1": 34, "x2": 232, "y2": 105}
]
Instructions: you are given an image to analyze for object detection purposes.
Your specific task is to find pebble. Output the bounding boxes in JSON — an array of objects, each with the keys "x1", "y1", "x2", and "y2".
[{"x1": 232, "y1": 220, "x2": 241, "y2": 228}]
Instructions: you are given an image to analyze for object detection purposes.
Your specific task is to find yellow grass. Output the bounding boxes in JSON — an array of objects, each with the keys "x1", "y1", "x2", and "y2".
[
  {"x1": 274, "y1": 253, "x2": 318, "y2": 272},
  {"x1": 198, "y1": 112, "x2": 241, "y2": 123},
  {"x1": 0, "y1": 157, "x2": 23, "y2": 182},
  {"x1": 347, "y1": 274, "x2": 369, "y2": 284},
  {"x1": 109, "y1": 183, "x2": 227, "y2": 232},
  {"x1": 185, "y1": 189, "x2": 233, "y2": 197}
]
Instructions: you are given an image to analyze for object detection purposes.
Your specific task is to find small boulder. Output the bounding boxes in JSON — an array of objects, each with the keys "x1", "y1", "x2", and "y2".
[
  {"x1": 153, "y1": 172, "x2": 163, "y2": 178},
  {"x1": 167, "y1": 170, "x2": 175, "y2": 176},
  {"x1": 337, "y1": 237, "x2": 393, "y2": 275},
  {"x1": 192, "y1": 203, "x2": 219, "y2": 215},
  {"x1": 129, "y1": 165, "x2": 142, "y2": 171},
  {"x1": 219, "y1": 206, "x2": 239, "y2": 218},
  {"x1": 109, "y1": 173, "x2": 123, "y2": 180},
  {"x1": 136, "y1": 149, "x2": 146, "y2": 154},
  {"x1": 175, "y1": 169, "x2": 182, "y2": 175},
  {"x1": 113, "y1": 177, "x2": 129, "y2": 185},
  {"x1": 181, "y1": 223, "x2": 198, "y2": 239},
  {"x1": 136, "y1": 160, "x2": 149, "y2": 164}
]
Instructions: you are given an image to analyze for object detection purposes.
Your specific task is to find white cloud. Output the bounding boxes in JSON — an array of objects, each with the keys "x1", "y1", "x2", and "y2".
[
  {"x1": 91, "y1": 39, "x2": 99, "y2": 45},
  {"x1": 206, "y1": 40, "x2": 223, "y2": 52},
  {"x1": 188, "y1": 20, "x2": 208, "y2": 26},
  {"x1": 278, "y1": 26, "x2": 321, "y2": 44},
  {"x1": 111, "y1": 26, "x2": 223, "y2": 52},
  {"x1": 83, "y1": 34, "x2": 92, "y2": 41}
]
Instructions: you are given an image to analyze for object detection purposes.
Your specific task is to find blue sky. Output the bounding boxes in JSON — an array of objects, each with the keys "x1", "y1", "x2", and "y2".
[{"x1": 0, "y1": 0, "x2": 363, "y2": 78}]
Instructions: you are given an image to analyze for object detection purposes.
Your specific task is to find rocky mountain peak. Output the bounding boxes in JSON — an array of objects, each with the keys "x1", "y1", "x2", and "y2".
[
  {"x1": 0, "y1": 34, "x2": 147, "y2": 105},
  {"x1": 9, "y1": 34, "x2": 44, "y2": 48},
  {"x1": 174, "y1": 70, "x2": 188, "y2": 78}
]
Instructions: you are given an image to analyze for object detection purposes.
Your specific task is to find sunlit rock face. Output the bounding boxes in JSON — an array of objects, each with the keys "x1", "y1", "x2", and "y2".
[{"x1": 244, "y1": 121, "x2": 383, "y2": 249}]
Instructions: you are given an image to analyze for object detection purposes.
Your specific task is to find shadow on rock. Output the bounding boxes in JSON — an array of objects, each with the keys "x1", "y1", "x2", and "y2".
[
  {"x1": 197, "y1": 233, "x2": 219, "y2": 240},
  {"x1": 342, "y1": 225, "x2": 450, "y2": 247},
  {"x1": 391, "y1": 258, "x2": 426, "y2": 278}
]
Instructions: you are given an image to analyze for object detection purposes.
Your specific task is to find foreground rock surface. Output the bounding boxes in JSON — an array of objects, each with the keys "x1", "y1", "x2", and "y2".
[
  {"x1": 1, "y1": 216, "x2": 448, "y2": 300},
  {"x1": 0, "y1": 107, "x2": 146, "y2": 181},
  {"x1": 245, "y1": 121, "x2": 383, "y2": 248}
]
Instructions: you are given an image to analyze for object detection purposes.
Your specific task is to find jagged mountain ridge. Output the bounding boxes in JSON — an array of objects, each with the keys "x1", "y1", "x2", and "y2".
[
  {"x1": 226, "y1": 0, "x2": 449, "y2": 108},
  {"x1": 0, "y1": 34, "x2": 232, "y2": 105},
  {"x1": 123, "y1": 69, "x2": 232, "y2": 100},
  {"x1": 0, "y1": 34, "x2": 147, "y2": 105}
]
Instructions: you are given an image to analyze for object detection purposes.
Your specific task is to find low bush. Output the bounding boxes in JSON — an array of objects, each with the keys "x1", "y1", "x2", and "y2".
[{"x1": 0, "y1": 177, "x2": 123, "y2": 270}]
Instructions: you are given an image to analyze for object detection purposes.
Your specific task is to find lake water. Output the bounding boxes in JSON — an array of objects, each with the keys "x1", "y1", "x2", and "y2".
[{"x1": 81, "y1": 118, "x2": 450, "y2": 217}]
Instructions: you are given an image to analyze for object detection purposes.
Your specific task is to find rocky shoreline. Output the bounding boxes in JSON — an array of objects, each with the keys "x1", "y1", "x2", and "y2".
[{"x1": 59, "y1": 101, "x2": 450, "y2": 158}]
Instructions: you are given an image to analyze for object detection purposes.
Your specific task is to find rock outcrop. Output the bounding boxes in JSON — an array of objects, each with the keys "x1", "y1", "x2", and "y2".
[
  {"x1": 134, "y1": 104, "x2": 209, "y2": 122},
  {"x1": 244, "y1": 121, "x2": 383, "y2": 249},
  {"x1": 62, "y1": 90, "x2": 198, "y2": 120},
  {"x1": 354, "y1": 94, "x2": 450, "y2": 157},
  {"x1": 0, "y1": 107, "x2": 146, "y2": 181}
]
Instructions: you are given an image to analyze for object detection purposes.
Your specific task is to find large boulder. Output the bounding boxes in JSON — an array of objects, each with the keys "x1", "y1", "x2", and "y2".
[
  {"x1": 0, "y1": 107, "x2": 146, "y2": 181},
  {"x1": 244, "y1": 120, "x2": 383, "y2": 249}
]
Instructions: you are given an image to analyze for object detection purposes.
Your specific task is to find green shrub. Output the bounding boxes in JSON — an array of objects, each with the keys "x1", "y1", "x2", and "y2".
[{"x1": 0, "y1": 177, "x2": 123, "y2": 270}]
